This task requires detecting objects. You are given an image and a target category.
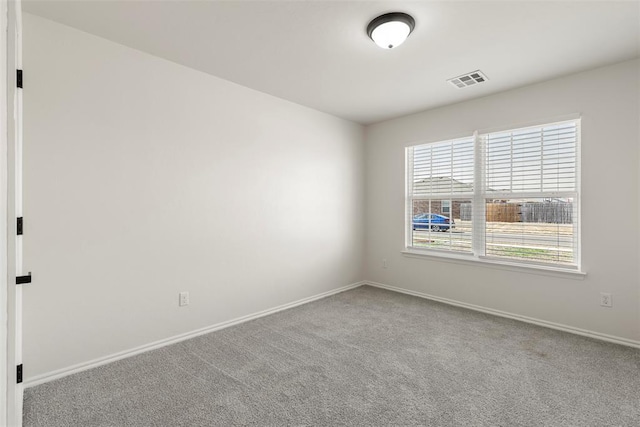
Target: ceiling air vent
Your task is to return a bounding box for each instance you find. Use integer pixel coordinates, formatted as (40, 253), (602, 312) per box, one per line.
(447, 70), (488, 89)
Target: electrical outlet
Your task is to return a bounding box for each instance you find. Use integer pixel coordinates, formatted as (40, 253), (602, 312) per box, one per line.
(600, 292), (612, 308)
(179, 291), (189, 307)
(382, 258), (387, 268)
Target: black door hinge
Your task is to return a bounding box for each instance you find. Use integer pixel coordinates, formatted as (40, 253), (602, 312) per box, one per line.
(17, 70), (22, 88)
(17, 364), (22, 384)
(17, 217), (23, 235)
(16, 274), (31, 285)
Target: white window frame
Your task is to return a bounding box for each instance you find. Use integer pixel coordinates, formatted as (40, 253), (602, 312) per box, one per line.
(404, 119), (583, 277)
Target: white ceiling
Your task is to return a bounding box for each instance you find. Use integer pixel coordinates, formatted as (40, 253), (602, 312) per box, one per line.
(23, 0), (640, 124)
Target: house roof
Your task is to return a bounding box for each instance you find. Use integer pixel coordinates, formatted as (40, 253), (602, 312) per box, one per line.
(413, 176), (473, 196)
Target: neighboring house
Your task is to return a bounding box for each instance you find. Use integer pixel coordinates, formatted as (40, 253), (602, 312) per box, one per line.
(412, 176), (472, 218)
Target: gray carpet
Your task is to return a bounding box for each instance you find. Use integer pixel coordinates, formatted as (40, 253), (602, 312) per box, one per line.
(24, 286), (640, 426)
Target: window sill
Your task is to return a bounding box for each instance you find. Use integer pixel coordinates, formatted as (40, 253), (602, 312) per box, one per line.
(401, 249), (586, 280)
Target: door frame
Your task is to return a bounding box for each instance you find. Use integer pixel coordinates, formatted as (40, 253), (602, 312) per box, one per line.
(3, 0), (23, 425)
(1, 0), (8, 422)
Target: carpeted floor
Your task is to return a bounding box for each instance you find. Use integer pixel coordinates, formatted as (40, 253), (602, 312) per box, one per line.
(24, 285), (640, 426)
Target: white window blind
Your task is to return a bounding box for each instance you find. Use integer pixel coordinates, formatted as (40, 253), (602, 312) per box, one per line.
(484, 122), (577, 195)
(406, 119), (580, 270)
(411, 137), (475, 197)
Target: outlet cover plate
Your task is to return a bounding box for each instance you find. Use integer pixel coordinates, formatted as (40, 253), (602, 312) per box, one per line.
(179, 291), (189, 307)
(600, 292), (612, 307)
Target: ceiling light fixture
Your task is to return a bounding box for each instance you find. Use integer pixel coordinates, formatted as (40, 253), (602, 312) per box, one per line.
(367, 12), (415, 49)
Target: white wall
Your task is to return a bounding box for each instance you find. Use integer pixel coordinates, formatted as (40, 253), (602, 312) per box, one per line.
(365, 59), (640, 342)
(22, 14), (364, 379)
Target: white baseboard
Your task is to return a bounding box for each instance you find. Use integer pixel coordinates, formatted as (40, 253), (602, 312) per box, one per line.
(25, 281), (365, 388)
(364, 280), (640, 349)
(26, 279), (639, 388)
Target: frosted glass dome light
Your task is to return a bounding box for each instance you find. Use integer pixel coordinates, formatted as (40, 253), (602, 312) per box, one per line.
(367, 12), (415, 49)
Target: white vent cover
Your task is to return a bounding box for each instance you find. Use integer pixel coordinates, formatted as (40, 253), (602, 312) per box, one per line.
(447, 70), (488, 89)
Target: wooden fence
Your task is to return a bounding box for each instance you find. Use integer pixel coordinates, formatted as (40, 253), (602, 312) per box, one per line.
(459, 202), (573, 224)
(487, 204), (520, 222)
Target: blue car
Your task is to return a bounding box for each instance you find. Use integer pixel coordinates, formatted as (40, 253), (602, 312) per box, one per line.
(412, 213), (454, 232)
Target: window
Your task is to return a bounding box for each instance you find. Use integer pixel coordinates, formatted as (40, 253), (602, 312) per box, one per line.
(441, 200), (451, 215)
(406, 119), (580, 270)
(407, 136), (474, 253)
